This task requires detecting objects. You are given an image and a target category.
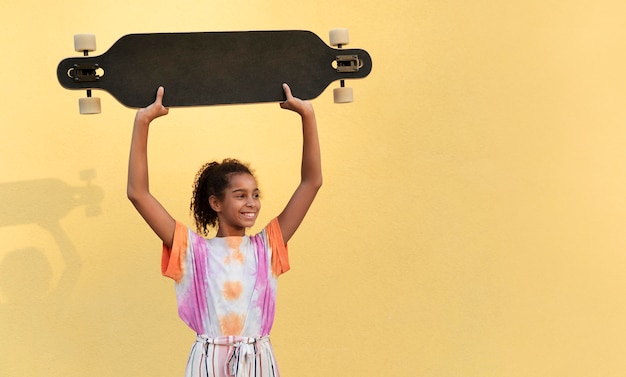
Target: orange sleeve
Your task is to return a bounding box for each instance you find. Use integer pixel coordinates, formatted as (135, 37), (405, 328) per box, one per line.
(161, 221), (188, 283)
(267, 218), (290, 276)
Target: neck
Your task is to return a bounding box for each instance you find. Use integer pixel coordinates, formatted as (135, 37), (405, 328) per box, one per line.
(216, 226), (246, 237)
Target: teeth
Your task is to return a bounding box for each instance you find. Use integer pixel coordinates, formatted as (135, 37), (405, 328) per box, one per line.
(242, 213), (255, 218)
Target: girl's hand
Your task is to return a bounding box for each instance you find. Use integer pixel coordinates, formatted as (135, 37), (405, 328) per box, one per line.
(136, 86), (169, 123)
(279, 83), (314, 116)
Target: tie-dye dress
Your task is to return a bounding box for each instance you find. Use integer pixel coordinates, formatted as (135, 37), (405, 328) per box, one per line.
(161, 218), (289, 377)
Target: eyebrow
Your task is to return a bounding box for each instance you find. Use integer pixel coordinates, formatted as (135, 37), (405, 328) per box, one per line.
(231, 188), (259, 193)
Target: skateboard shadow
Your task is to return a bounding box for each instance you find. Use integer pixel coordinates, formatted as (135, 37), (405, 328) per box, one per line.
(0, 170), (104, 376)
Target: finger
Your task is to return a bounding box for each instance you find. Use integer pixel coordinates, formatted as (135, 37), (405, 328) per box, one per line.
(282, 83), (293, 99)
(155, 86), (165, 104)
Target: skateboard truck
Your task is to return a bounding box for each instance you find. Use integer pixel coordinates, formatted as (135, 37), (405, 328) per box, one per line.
(329, 29), (356, 103)
(72, 34), (102, 114)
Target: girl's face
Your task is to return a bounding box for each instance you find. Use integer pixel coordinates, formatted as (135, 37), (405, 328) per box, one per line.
(212, 173), (261, 237)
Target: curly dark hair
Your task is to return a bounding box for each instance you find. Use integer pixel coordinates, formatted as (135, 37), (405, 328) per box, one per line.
(190, 158), (254, 236)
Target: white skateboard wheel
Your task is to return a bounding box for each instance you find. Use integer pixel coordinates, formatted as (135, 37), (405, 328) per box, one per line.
(329, 28), (349, 46)
(74, 34), (96, 52)
(79, 97), (101, 114)
(333, 87), (353, 103)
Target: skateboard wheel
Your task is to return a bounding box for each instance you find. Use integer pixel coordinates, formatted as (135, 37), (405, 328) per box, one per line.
(79, 97), (101, 114)
(333, 87), (353, 103)
(329, 28), (349, 46)
(74, 34), (96, 52)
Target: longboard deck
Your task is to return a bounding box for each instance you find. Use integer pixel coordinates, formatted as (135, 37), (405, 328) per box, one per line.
(57, 30), (372, 108)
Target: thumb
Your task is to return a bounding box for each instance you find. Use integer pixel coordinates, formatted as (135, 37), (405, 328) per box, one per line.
(155, 86), (165, 105)
(280, 83), (293, 109)
(282, 83), (293, 99)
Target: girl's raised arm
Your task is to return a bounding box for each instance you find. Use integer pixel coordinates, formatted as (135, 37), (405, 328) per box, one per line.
(127, 86), (176, 248)
(277, 83), (323, 244)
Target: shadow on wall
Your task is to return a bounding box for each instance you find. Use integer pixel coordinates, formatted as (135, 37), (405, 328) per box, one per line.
(0, 170), (103, 376)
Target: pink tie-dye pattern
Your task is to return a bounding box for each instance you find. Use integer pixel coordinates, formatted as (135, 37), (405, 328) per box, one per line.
(176, 231), (211, 334)
(251, 233), (274, 335)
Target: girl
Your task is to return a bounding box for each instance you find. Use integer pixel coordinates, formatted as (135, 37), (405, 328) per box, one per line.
(127, 84), (322, 377)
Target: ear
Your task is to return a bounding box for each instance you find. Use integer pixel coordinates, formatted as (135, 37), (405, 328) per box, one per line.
(209, 195), (222, 213)
(209, 195), (221, 212)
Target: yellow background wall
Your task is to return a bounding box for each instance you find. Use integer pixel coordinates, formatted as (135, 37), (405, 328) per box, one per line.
(2, 1), (626, 376)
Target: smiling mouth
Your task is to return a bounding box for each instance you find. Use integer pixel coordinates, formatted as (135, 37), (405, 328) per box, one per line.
(242, 212), (256, 219)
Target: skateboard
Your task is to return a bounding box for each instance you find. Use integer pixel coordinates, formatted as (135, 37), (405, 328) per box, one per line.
(56, 29), (373, 113)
